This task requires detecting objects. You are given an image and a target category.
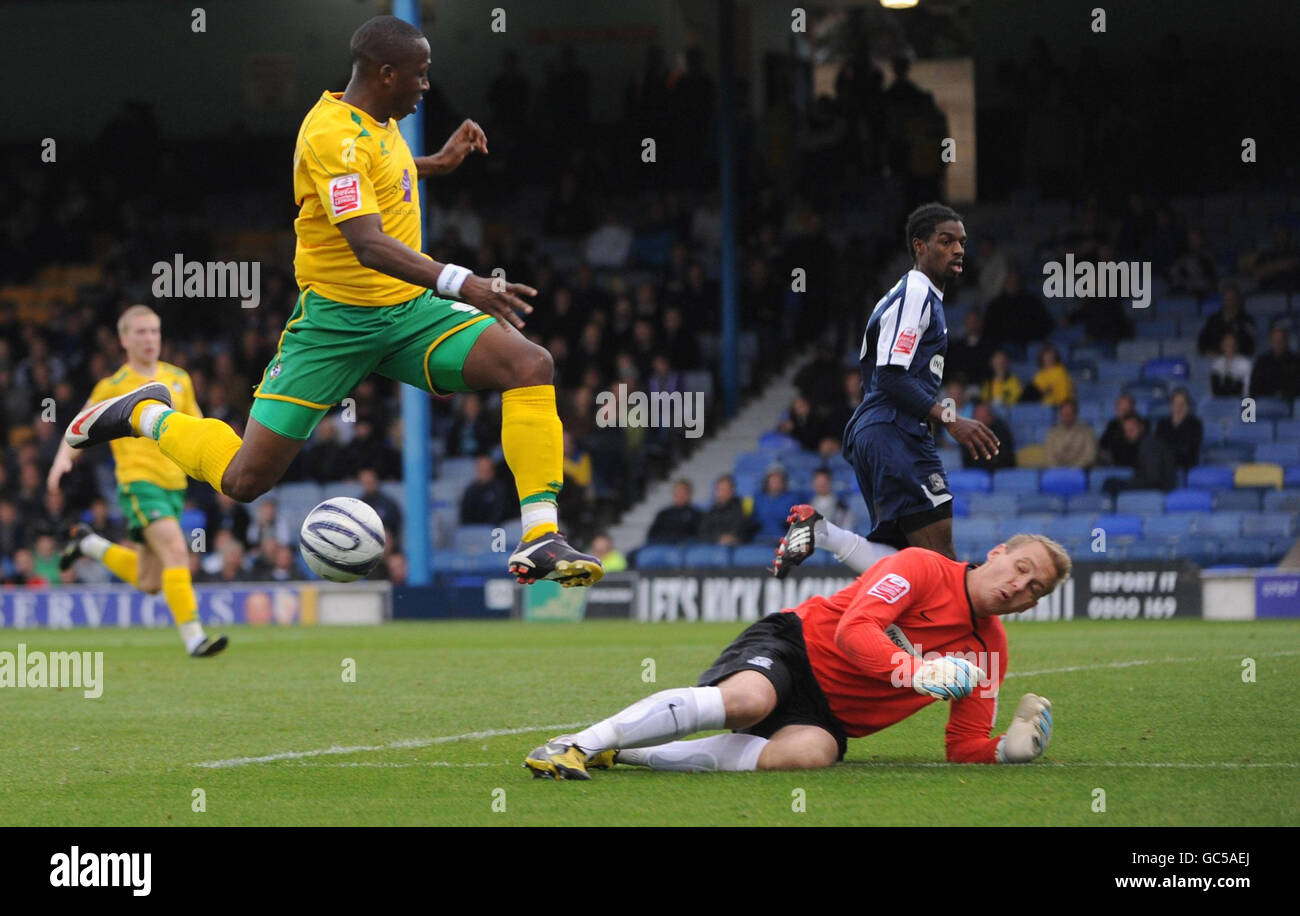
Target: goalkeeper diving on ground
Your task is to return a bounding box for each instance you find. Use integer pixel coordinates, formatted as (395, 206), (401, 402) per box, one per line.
(524, 511), (1066, 778)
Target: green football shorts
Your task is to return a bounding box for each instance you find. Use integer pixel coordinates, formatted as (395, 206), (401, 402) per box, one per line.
(118, 480), (185, 542)
(250, 288), (495, 440)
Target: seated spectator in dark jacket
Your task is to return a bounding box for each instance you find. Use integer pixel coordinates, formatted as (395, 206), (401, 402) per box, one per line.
(445, 392), (500, 458)
(1249, 323), (1300, 401)
(750, 468), (799, 542)
(460, 455), (516, 526)
(777, 394), (825, 452)
(946, 310), (996, 387)
(1209, 332), (1253, 397)
(646, 479), (701, 544)
(1197, 284), (1256, 356)
(1252, 225), (1300, 292)
(359, 467), (404, 545)
(983, 270), (1055, 348)
(697, 474), (750, 545)
(1104, 416), (1178, 495)
(1154, 388), (1204, 472)
(1167, 227), (1218, 297)
(1099, 393), (1141, 467)
(961, 401), (1016, 470)
(205, 492), (251, 546)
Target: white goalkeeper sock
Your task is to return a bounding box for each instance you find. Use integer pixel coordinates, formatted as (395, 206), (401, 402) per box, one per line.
(616, 733), (768, 772)
(816, 518), (897, 574)
(569, 686), (726, 754)
(79, 532), (111, 561)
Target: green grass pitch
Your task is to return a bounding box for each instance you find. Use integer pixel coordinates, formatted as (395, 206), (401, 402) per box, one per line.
(2, 619), (1296, 826)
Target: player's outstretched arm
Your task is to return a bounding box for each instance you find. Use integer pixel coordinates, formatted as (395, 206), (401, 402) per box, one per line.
(416, 119), (488, 177)
(995, 693), (1054, 763)
(337, 214), (534, 328)
(47, 399), (95, 493)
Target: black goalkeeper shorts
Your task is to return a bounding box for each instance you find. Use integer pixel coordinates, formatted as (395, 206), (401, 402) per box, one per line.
(697, 611), (849, 760)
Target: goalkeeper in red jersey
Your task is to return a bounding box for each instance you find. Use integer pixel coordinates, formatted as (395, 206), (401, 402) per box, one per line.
(525, 531), (1068, 778)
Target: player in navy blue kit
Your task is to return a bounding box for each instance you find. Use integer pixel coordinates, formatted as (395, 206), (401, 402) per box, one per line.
(776, 203), (1000, 571)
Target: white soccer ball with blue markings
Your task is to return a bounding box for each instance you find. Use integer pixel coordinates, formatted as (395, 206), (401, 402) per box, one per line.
(299, 497), (386, 582)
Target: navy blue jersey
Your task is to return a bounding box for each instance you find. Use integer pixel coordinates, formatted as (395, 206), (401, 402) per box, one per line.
(849, 269), (948, 432)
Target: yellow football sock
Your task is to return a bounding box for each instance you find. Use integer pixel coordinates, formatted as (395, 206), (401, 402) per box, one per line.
(147, 410), (243, 496)
(501, 384), (563, 540)
(102, 544), (139, 586)
(161, 566), (198, 627)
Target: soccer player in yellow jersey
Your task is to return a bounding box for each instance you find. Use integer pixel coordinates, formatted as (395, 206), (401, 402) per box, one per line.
(49, 305), (228, 657)
(65, 16), (602, 587)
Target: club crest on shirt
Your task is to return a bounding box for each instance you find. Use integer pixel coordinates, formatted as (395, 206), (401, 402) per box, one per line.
(868, 573), (911, 603)
(269, 361), (282, 379)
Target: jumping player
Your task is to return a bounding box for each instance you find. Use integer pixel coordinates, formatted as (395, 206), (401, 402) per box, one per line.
(524, 531), (1067, 778)
(63, 16), (602, 587)
(48, 305), (228, 657)
(778, 203), (1000, 572)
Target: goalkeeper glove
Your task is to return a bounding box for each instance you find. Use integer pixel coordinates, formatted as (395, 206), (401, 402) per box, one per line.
(996, 693), (1054, 763)
(911, 656), (985, 701)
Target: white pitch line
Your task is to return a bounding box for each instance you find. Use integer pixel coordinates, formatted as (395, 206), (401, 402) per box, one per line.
(193, 722), (585, 769)
(192, 650), (1300, 770)
(288, 761), (495, 769)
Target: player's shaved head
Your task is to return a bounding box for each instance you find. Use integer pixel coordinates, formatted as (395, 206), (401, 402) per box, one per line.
(349, 15), (426, 72)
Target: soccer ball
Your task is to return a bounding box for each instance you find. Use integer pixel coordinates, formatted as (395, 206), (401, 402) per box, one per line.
(299, 497), (386, 582)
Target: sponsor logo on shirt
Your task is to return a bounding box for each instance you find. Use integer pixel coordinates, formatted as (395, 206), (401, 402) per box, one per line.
(746, 655), (774, 670)
(868, 572), (911, 603)
(930, 353), (944, 379)
(929, 473), (946, 493)
(401, 168), (412, 202)
(329, 174), (362, 217)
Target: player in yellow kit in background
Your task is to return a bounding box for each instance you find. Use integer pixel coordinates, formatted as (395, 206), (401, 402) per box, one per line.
(64, 15), (603, 587)
(49, 305), (228, 657)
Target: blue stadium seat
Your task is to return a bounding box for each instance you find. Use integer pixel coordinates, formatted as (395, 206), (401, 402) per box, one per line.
(1116, 489), (1165, 515)
(735, 452), (776, 475)
(1287, 465), (1300, 487)
(959, 518), (999, 543)
(1117, 340), (1162, 363)
(993, 468), (1041, 494)
(1018, 493), (1066, 514)
(969, 493), (1019, 516)
(1275, 419), (1300, 442)
(180, 507), (206, 534)
(1165, 488), (1214, 513)
(1254, 398), (1292, 420)
(1218, 537), (1277, 567)
(683, 545), (732, 567)
(1124, 541), (1172, 561)
(1145, 514), (1196, 540)
(1161, 339), (1197, 359)
(1199, 398), (1243, 423)
(1008, 404), (1056, 429)
(1174, 536), (1220, 565)
(950, 494), (970, 518)
(1123, 379), (1169, 402)
(1263, 489), (1300, 512)
(953, 540), (988, 564)
(1192, 512), (1242, 538)
(1204, 443), (1256, 464)
(1233, 421), (1277, 444)
(947, 469), (992, 495)
(1141, 357), (1189, 381)
(1095, 513), (1144, 540)
(1215, 489), (1262, 511)
(1247, 291), (1289, 318)
(1071, 343), (1114, 363)
(438, 457), (477, 481)
(1041, 467), (1087, 498)
(1089, 467), (1133, 492)
(1256, 443), (1300, 465)
(1001, 514), (1055, 540)
(733, 471), (762, 498)
(781, 452), (825, 477)
(1067, 359), (1098, 381)
(1067, 492), (1112, 514)
(1242, 513), (1296, 538)
(1045, 514), (1095, 542)
(731, 544), (777, 568)
(1187, 465), (1236, 490)
(1161, 295), (1201, 317)
(636, 546), (685, 569)
(757, 432), (800, 452)
(1135, 319), (1179, 341)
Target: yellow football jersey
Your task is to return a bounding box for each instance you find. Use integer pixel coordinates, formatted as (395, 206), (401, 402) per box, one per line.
(292, 90), (428, 306)
(88, 362), (201, 490)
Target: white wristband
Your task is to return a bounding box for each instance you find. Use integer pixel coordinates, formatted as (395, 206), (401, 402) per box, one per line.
(436, 263), (472, 299)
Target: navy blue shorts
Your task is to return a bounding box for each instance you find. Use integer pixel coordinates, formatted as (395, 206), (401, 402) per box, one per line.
(843, 414), (953, 548)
